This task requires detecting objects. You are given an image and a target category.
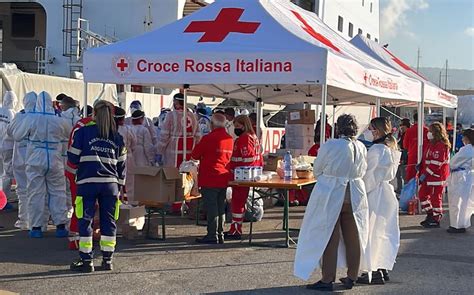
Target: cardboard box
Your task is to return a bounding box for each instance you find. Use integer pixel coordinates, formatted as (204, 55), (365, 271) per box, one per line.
(285, 124), (315, 137)
(287, 109), (316, 125)
(286, 136), (314, 150)
(117, 205), (146, 228)
(132, 166), (182, 203)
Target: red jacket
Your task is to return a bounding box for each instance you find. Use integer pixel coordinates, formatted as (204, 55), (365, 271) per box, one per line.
(66, 117), (94, 175)
(403, 123), (429, 165)
(229, 132), (263, 170)
(308, 143), (320, 157)
(421, 141), (450, 186)
(191, 127), (233, 188)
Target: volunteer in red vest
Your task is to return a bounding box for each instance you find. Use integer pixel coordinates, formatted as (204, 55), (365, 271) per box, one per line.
(191, 113), (233, 244)
(419, 122), (450, 228)
(65, 104), (94, 250)
(403, 113), (429, 182)
(156, 93), (200, 168)
(226, 115), (262, 239)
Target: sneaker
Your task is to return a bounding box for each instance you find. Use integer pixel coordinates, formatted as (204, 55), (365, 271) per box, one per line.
(306, 280), (333, 291)
(101, 259), (113, 271)
(380, 269), (390, 282)
(357, 271), (385, 285)
(56, 225), (69, 238)
(422, 221), (440, 228)
(447, 226), (466, 234)
(195, 236), (218, 244)
(339, 277), (356, 289)
(14, 220), (28, 230)
(70, 259), (94, 273)
(223, 231), (242, 240)
(29, 228), (43, 238)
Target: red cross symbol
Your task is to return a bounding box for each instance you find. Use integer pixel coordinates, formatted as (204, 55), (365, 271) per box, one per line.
(184, 8), (260, 42)
(382, 48), (426, 80)
(291, 10), (341, 53)
(116, 58), (129, 72)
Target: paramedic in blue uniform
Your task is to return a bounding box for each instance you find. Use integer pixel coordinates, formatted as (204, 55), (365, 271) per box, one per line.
(68, 100), (126, 273)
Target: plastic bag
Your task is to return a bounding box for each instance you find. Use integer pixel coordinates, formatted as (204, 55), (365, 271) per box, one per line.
(399, 178), (417, 211)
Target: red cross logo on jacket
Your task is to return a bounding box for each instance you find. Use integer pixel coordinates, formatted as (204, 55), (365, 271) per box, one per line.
(184, 8), (261, 42)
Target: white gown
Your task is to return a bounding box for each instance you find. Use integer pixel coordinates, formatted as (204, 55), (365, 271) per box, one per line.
(294, 138), (369, 281)
(448, 144), (474, 229)
(361, 144), (401, 272)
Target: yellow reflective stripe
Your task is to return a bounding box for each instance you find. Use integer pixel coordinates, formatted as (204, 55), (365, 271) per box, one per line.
(114, 199), (122, 220)
(100, 238), (116, 252)
(75, 196), (83, 219)
(79, 237), (93, 252)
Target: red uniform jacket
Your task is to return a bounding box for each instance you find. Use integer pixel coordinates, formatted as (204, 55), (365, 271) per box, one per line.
(308, 143), (320, 157)
(421, 141), (450, 186)
(191, 128), (233, 188)
(229, 132), (263, 171)
(403, 123), (429, 166)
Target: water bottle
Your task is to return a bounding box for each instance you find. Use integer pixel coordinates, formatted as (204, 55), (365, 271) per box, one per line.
(284, 151), (293, 181)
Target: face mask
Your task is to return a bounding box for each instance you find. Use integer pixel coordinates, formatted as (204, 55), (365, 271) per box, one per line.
(427, 132), (434, 140)
(363, 129), (374, 142)
(234, 128), (244, 137)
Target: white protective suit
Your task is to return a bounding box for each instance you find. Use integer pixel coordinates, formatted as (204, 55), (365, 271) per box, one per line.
(361, 144), (401, 272)
(13, 91), (70, 229)
(294, 138), (369, 281)
(7, 92), (37, 228)
(156, 109), (200, 168)
(0, 91), (18, 200)
(448, 144), (474, 229)
(126, 124), (154, 202)
(59, 106), (80, 216)
(125, 116), (158, 145)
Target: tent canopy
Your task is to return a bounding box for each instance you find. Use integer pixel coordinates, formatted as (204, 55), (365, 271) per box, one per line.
(350, 35), (457, 108)
(84, 0), (422, 106)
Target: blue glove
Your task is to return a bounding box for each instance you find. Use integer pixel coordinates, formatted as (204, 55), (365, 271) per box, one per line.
(419, 174), (426, 183)
(155, 154), (163, 165)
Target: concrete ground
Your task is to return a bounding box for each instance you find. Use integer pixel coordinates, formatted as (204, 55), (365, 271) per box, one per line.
(0, 201), (473, 294)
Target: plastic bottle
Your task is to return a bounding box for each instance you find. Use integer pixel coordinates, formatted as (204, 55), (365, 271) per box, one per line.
(284, 151), (293, 181)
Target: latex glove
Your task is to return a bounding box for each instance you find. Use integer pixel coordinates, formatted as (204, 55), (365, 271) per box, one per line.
(419, 174), (426, 183)
(155, 154), (163, 165)
(415, 164), (421, 172)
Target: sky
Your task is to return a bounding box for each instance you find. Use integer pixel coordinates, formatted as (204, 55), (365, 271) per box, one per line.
(379, 0), (474, 70)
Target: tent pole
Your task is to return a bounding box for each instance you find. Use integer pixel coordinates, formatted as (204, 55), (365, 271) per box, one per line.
(331, 105), (336, 139)
(376, 98), (381, 117)
(320, 84), (328, 144)
(442, 107), (447, 127)
(417, 83), (425, 213)
(83, 82), (88, 118)
(452, 108), (458, 153)
(256, 89), (262, 140)
(183, 85), (188, 165)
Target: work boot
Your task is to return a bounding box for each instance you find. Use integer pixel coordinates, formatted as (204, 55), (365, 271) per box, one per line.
(70, 259), (94, 273)
(340, 277), (356, 289)
(29, 227), (43, 238)
(306, 280), (333, 291)
(195, 236), (218, 244)
(101, 259), (113, 271)
(447, 226), (466, 234)
(56, 224), (69, 238)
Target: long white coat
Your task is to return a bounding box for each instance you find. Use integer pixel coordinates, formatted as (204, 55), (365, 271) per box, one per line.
(361, 144), (401, 272)
(294, 138), (369, 281)
(448, 144), (474, 229)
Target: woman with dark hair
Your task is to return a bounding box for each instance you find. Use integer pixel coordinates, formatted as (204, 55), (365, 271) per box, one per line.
(358, 117), (401, 284)
(419, 122), (451, 228)
(294, 114), (369, 291)
(447, 129), (474, 233)
(68, 100), (127, 272)
(225, 115), (262, 239)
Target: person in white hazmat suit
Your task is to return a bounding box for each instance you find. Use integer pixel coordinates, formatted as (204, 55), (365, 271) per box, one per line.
(294, 114), (369, 292)
(7, 92), (37, 230)
(0, 91), (18, 202)
(447, 129), (474, 234)
(125, 100), (158, 145)
(357, 117), (401, 285)
(58, 95), (80, 217)
(13, 91), (71, 238)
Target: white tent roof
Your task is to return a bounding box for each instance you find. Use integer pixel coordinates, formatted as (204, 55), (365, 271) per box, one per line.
(350, 34), (458, 108)
(84, 0), (422, 106)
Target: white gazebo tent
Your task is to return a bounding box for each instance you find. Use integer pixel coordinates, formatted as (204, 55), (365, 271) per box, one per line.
(84, 0), (424, 150)
(350, 34), (459, 158)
